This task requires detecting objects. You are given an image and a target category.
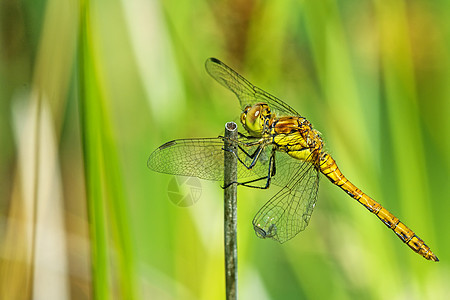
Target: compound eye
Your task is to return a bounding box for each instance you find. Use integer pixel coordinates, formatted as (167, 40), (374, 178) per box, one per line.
(247, 105), (262, 123)
(240, 106), (251, 123)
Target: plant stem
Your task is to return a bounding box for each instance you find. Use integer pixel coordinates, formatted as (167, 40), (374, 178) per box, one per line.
(223, 121), (238, 300)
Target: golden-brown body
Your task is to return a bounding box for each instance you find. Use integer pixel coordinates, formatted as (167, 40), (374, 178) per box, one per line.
(205, 57), (438, 261)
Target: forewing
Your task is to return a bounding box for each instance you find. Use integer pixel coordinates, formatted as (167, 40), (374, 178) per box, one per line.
(148, 138), (225, 180)
(252, 151), (320, 243)
(148, 137), (275, 183)
(205, 57), (300, 117)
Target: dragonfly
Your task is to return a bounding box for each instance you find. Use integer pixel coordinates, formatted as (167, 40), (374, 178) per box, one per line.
(148, 57), (439, 262)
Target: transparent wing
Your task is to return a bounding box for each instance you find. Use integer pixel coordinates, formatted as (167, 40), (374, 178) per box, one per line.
(148, 138), (225, 180)
(148, 137), (290, 186)
(205, 57), (301, 117)
(252, 151), (320, 243)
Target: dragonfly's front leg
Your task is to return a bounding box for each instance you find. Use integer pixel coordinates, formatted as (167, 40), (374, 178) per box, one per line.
(219, 136), (266, 170)
(237, 132), (259, 140)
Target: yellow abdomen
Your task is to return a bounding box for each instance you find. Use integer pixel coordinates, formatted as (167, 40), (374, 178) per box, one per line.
(319, 152), (438, 261)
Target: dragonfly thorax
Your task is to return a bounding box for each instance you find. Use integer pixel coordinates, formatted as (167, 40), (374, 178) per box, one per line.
(240, 103), (274, 137)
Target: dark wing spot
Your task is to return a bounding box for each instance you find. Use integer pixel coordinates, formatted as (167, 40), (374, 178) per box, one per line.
(159, 140), (177, 150)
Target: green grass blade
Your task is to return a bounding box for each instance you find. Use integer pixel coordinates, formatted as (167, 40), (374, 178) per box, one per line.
(78, 1), (110, 298)
(78, 0), (136, 298)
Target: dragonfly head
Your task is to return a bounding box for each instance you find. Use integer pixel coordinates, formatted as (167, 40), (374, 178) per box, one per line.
(240, 103), (273, 137)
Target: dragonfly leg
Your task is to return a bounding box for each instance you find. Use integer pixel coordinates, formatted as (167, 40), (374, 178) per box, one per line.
(219, 135), (264, 147)
(233, 176), (270, 189)
(237, 132), (257, 139)
(222, 150), (276, 189)
(222, 143), (266, 170)
(236, 144), (261, 159)
(219, 135), (268, 168)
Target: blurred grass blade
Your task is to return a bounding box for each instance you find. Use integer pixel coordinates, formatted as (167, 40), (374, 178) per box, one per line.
(78, 0), (136, 298)
(78, 1), (109, 297)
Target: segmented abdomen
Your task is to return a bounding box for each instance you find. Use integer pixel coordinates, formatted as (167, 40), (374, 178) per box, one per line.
(319, 152), (438, 262)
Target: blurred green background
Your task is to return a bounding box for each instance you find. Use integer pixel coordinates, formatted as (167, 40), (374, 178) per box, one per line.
(1, 0), (449, 299)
